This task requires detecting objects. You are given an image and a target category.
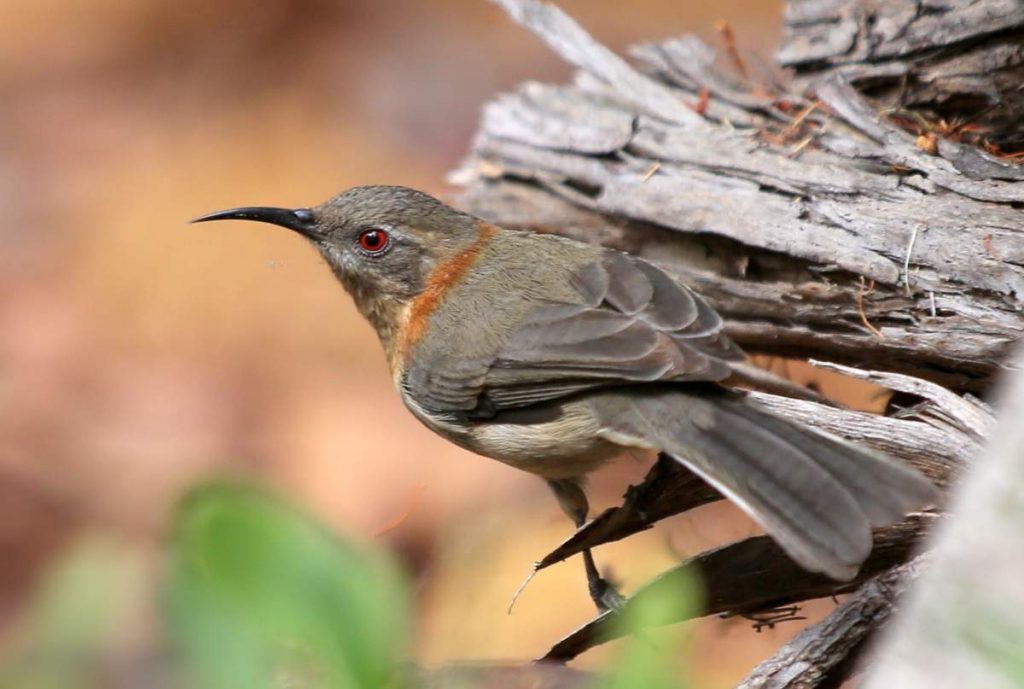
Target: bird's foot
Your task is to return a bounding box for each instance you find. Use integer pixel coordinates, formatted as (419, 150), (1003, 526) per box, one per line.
(582, 548), (625, 613)
(589, 573), (627, 613)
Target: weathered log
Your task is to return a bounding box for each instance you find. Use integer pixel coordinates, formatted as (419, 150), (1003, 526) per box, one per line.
(452, 0), (1024, 684)
(778, 0), (1024, 157)
(455, 0), (1024, 394)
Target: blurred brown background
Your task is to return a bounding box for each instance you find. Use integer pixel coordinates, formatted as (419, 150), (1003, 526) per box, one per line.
(0, 0), (879, 685)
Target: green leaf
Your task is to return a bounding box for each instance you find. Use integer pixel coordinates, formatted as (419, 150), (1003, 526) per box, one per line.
(164, 482), (409, 689)
(598, 565), (702, 689)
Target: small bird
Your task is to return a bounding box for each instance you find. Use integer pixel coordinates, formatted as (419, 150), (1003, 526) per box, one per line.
(194, 186), (937, 610)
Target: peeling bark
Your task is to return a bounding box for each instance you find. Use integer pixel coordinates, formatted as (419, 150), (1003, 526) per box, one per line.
(453, 0), (1024, 684)
(456, 0), (1024, 394)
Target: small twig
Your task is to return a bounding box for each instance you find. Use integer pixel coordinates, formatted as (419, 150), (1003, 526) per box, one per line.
(902, 224), (921, 296)
(372, 484), (426, 537)
(856, 277), (884, 339)
(714, 20), (749, 80)
(507, 565), (539, 614)
(690, 86), (710, 115)
(789, 135), (814, 157)
(880, 107), (934, 135)
(641, 161), (661, 182)
(982, 233), (1001, 259)
(784, 100), (820, 134)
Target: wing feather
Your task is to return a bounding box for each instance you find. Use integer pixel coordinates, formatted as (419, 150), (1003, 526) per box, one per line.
(405, 249), (744, 414)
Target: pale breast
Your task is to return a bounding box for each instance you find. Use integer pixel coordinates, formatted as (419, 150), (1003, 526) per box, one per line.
(401, 391), (623, 480)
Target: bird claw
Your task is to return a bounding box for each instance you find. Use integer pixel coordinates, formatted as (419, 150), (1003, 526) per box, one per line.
(589, 574), (627, 613)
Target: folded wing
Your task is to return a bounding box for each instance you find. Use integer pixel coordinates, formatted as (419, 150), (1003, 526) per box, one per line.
(404, 249), (744, 415)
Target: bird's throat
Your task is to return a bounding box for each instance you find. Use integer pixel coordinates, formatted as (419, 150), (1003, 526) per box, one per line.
(335, 271), (409, 361)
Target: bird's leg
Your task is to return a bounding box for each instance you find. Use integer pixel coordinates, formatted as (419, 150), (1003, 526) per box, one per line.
(546, 478), (626, 613)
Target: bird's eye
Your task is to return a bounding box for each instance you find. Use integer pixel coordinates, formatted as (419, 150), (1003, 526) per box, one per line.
(356, 228), (391, 255)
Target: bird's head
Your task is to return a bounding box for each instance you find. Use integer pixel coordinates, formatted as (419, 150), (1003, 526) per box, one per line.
(192, 185), (485, 344)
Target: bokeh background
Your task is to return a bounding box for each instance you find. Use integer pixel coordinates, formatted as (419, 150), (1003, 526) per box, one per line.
(1, 1), (884, 685)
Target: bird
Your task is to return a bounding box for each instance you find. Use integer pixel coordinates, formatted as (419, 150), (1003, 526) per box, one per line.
(193, 185), (938, 611)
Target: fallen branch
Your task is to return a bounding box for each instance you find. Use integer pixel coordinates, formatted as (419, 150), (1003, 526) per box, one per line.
(454, 0), (1023, 683)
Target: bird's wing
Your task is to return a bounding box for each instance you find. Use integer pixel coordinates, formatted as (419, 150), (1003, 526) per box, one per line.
(404, 249), (745, 415)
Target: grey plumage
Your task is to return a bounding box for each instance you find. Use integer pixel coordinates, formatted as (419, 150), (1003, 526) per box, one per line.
(404, 239), (743, 414)
(399, 228), (937, 581)
(587, 386), (935, 579)
(195, 185), (939, 591)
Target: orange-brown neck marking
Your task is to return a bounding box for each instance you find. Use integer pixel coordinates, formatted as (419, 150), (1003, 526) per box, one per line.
(394, 222), (496, 365)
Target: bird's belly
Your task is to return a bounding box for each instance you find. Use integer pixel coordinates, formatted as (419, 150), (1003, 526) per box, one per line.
(465, 415), (622, 479)
(403, 394), (622, 480)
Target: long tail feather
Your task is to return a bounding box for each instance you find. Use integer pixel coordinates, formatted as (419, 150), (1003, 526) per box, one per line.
(590, 387), (939, 580)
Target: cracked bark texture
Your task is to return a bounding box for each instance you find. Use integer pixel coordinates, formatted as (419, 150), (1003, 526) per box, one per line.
(452, 0), (1023, 686)
(456, 0), (1024, 395)
(737, 557), (927, 689)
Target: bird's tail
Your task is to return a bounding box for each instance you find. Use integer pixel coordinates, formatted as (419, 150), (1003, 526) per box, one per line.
(589, 386), (939, 580)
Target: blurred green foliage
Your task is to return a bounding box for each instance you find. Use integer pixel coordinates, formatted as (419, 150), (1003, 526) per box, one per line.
(956, 602), (1024, 686)
(0, 481), (699, 689)
(601, 566), (700, 689)
(165, 483), (410, 689)
(0, 539), (139, 689)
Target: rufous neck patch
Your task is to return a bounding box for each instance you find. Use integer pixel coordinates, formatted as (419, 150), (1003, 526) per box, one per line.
(394, 222), (496, 365)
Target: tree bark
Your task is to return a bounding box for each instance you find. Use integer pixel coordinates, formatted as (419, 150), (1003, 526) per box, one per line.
(456, 0), (1024, 394)
(737, 557), (927, 689)
(454, 0), (1024, 685)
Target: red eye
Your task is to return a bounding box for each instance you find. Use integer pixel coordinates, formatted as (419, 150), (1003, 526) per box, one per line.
(357, 228), (390, 255)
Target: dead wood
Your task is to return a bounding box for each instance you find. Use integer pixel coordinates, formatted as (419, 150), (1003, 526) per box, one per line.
(452, 0), (1024, 684)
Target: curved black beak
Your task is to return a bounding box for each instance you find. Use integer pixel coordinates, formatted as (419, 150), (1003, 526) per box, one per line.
(190, 206), (318, 238)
